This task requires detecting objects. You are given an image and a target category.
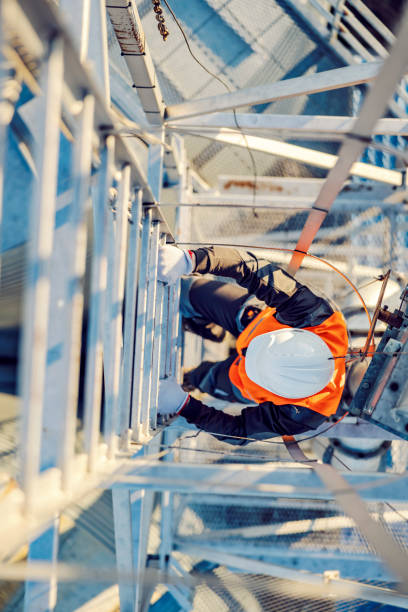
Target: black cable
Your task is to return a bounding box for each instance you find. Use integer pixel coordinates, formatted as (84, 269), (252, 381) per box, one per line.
(161, 0), (258, 207)
(171, 418), (349, 446)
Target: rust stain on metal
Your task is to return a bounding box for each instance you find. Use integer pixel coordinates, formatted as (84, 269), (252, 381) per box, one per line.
(223, 179), (283, 192)
(108, 14), (145, 54)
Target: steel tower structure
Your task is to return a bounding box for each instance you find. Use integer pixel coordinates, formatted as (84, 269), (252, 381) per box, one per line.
(1, 1), (408, 610)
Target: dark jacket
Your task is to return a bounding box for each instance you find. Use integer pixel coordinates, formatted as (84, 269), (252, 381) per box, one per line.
(180, 246), (343, 445)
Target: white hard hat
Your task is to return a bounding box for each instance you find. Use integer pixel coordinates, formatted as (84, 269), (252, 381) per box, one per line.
(244, 329), (335, 399)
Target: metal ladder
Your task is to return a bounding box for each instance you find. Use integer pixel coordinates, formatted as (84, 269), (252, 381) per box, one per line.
(0, 0), (185, 609)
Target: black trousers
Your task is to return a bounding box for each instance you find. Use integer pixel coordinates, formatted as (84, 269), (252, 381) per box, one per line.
(183, 277), (263, 403)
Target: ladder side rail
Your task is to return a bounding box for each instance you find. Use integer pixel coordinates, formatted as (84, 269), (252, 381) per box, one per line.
(117, 188), (143, 447)
(112, 489), (137, 611)
(131, 208), (152, 439)
(161, 284), (171, 379)
(60, 0), (110, 102)
(140, 219), (160, 438)
(103, 163), (131, 457)
(83, 136), (115, 471)
(20, 33), (64, 612)
(59, 93), (95, 490)
(150, 274), (165, 431)
(19, 34), (64, 507)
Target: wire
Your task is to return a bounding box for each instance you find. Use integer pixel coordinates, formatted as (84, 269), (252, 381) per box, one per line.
(179, 241), (373, 330)
(166, 410), (349, 447)
(161, 0), (258, 206)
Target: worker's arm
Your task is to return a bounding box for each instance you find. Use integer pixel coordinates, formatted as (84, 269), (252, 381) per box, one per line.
(179, 395), (326, 446)
(191, 246), (333, 327)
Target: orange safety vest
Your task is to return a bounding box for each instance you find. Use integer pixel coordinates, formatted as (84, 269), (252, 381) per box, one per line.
(229, 307), (348, 416)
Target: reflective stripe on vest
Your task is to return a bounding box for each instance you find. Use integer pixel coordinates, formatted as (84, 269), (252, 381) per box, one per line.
(229, 308), (348, 416)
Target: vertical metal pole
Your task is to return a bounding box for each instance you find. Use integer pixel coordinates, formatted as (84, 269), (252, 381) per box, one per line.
(131, 208), (151, 440)
(117, 188), (143, 447)
(60, 93), (95, 490)
(19, 35), (64, 507)
(161, 284), (171, 379)
(389, 209), (397, 273)
(24, 516), (60, 612)
(0, 16), (21, 272)
(146, 139), (164, 431)
(112, 490), (136, 612)
(159, 429), (178, 571)
(172, 140), (190, 381)
(103, 164), (131, 457)
(60, 0), (109, 102)
(112, 436), (161, 612)
(169, 282), (182, 379)
(147, 140), (164, 203)
(140, 220), (160, 438)
(134, 436), (161, 611)
(83, 136), (115, 471)
(59, 0), (91, 62)
(164, 285), (174, 378)
(150, 266), (165, 431)
(20, 36), (64, 612)
(88, 0), (111, 104)
(0, 8), (4, 270)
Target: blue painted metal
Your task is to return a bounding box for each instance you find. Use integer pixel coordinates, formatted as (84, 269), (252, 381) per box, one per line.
(169, 0), (253, 68)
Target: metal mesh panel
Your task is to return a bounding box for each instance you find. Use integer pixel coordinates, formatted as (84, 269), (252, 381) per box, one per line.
(159, 494), (408, 610)
(187, 570), (389, 612)
(184, 204), (408, 282)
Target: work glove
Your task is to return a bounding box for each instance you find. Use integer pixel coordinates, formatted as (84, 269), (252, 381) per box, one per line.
(157, 245), (193, 285)
(158, 377), (190, 416)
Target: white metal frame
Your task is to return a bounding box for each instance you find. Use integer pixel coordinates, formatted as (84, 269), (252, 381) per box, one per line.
(1, 0), (408, 610)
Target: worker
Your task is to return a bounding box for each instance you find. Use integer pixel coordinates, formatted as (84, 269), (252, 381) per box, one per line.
(157, 245), (349, 445)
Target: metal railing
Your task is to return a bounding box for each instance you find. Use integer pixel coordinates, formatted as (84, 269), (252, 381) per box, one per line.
(1, 1), (408, 611)
(0, 1), (183, 609)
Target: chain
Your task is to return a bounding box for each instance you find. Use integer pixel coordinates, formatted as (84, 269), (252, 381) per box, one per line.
(152, 0), (169, 41)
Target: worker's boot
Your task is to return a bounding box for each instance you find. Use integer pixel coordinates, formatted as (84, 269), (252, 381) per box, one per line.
(182, 317), (226, 343)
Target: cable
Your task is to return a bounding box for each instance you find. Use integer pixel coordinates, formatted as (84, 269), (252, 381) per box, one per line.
(178, 241), (373, 330)
(165, 411), (349, 447)
(161, 0), (258, 206)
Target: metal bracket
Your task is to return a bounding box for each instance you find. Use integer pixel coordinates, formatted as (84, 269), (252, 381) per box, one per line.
(348, 284), (408, 439)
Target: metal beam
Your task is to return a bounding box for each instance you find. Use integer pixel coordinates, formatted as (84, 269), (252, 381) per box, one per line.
(165, 62), (383, 121)
(117, 189), (142, 446)
(103, 164), (131, 456)
(180, 129), (402, 186)
(287, 4), (408, 273)
(83, 138), (114, 470)
(167, 113), (408, 137)
(176, 504), (408, 540)
(106, 0), (165, 125)
(24, 517), (60, 612)
(19, 35), (64, 508)
(174, 546), (408, 609)
(110, 461), (408, 503)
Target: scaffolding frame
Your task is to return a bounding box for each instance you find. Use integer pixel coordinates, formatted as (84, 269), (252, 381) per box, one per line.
(1, 0), (408, 610)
